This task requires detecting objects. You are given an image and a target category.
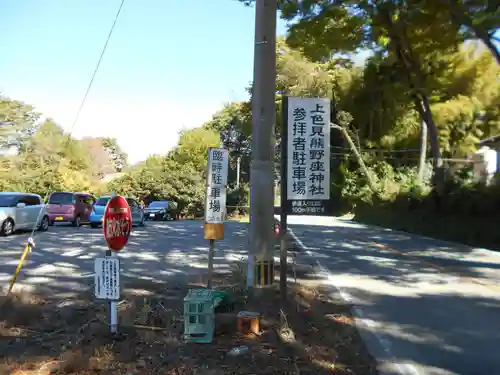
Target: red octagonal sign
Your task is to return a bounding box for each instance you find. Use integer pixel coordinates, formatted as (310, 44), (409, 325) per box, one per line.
(103, 195), (132, 251)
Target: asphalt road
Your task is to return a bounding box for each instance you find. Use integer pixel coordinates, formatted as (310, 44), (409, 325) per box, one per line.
(287, 216), (500, 375)
(0, 220), (250, 296)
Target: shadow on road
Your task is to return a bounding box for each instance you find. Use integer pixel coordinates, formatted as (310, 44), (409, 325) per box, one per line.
(292, 220), (500, 285)
(289, 218), (500, 375)
(0, 221), (249, 296)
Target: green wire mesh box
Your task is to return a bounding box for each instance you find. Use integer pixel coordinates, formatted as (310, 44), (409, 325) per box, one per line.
(183, 289), (215, 343)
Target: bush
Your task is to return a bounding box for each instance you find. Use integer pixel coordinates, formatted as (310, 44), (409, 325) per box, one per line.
(338, 161), (422, 211)
(226, 184), (250, 217)
(351, 163), (500, 249)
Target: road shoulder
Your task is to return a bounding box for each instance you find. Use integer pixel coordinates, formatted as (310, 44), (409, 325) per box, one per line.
(286, 226), (421, 375)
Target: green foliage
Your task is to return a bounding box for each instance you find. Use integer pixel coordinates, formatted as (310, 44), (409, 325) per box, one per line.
(354, 181), (500, 250)
(169, 127), (221, 172)
(0, 96), (40, 149)
(227, 184), (250, 216)
(0, 99), (127, 197)
(106, 127), (241, 217)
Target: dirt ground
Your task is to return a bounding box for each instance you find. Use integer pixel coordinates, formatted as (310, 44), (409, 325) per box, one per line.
(0, 263), (378, 375)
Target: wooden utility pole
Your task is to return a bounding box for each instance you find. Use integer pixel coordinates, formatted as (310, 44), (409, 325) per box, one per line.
(247, 0), (277, 288)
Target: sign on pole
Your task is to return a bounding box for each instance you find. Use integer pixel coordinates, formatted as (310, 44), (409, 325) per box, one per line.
(103, 195), (132, 251)
(204, 148), (229, 288)
(94, 257), (120, 300)
(282, 97), (332, 215)
(204, 148), (229, 225)
(96, 194), (131, 335)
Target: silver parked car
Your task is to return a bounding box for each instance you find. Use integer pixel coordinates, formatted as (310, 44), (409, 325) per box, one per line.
(0, 192), (50, 236)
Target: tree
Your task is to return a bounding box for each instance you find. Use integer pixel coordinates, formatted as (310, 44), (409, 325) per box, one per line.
(0, 95), (128, 197)
(81, 137), (117, 179)
(169, 127), (221, 172)
(107, 127), (221, 217)
(204, 102), (252, 184)
(102, 137), (128, 172)
(0, 96), (40, 149)
(239, 0), (464, 184)
(20, 119), (91, 172)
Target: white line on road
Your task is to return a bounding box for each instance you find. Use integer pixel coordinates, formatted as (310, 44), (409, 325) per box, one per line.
(286, 225), (421, 375)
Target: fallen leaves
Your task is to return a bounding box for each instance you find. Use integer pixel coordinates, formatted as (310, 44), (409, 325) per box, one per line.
(0, 274), (377, 374)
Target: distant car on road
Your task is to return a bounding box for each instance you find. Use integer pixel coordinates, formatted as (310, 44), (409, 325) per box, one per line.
(0, 192), (49, 236)
(90, 195), (145, 228)
(47, 192), (95, 227)
(144, 201), (173, 221)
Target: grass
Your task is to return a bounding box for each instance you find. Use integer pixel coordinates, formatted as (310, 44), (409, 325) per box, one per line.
(0, 256), (377, 374)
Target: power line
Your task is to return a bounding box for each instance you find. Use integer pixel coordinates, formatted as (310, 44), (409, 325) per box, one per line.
(23, 0), (126, 247)
(331, 151), (478, 164)
(68, 0), (126, 134)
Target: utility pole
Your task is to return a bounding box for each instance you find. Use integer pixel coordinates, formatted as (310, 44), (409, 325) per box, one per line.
(247, 0), (277, 288)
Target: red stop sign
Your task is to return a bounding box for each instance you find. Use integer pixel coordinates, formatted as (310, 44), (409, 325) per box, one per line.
(103, 195), (132, 251)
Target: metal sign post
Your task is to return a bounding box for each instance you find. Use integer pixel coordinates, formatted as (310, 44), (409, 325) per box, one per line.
(95, 195), (132, 335)
(280, 97), (332, 299)
(203, 148), (229, 288)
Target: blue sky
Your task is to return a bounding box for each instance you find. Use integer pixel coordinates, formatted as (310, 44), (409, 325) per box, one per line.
(1, 0), (288, 163)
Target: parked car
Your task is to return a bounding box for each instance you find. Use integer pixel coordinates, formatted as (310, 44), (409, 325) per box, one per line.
(89, 196), (145, 228)
(47, 192), (95, 227)
(144, 201), (173, 221)
(0, 192), (50, 236)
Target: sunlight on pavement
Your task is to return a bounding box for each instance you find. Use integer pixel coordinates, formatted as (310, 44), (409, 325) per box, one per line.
(285, 215), (367, 228)
(120, 251), (160, 261)
(60, 248), (85, 257)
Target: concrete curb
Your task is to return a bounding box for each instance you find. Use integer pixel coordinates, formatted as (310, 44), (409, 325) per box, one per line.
(285, 225), (421, 375)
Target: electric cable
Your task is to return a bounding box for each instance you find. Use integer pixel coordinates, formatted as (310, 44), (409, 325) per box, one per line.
(6, 0), (126, 295)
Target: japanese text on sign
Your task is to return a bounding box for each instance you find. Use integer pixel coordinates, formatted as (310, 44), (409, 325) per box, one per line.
(105, 218), (130, 239)
(205, 148), (229, 223)
(207, 149), (229, 186)
(291, 200), (325, 214)
(94, 257), (120, 300)
(205, 186), (227, 223)
(287, 98), (330, 200)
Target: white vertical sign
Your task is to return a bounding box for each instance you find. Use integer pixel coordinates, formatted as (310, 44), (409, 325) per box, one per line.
(205, 148), (229, 223)
(94, 257), (120, 300)
(286, 97), (330, 201)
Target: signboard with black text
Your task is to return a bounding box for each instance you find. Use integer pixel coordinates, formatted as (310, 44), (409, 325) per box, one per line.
(281, 97), (333, 215)
(204, 148), (229, 223)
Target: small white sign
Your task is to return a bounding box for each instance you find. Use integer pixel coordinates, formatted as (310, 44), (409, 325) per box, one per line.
(286, 97), (331, 200)
(205, 186), (227, 223)
(94, 257), (120, 300)
(207, 148), (229, 187)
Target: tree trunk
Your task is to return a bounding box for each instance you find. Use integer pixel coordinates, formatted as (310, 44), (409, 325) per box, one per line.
(414, 96), (444, 183)
(331, 123), (379, 195)
(417, 120), (427, 185)
(378, 6), (444, 186)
